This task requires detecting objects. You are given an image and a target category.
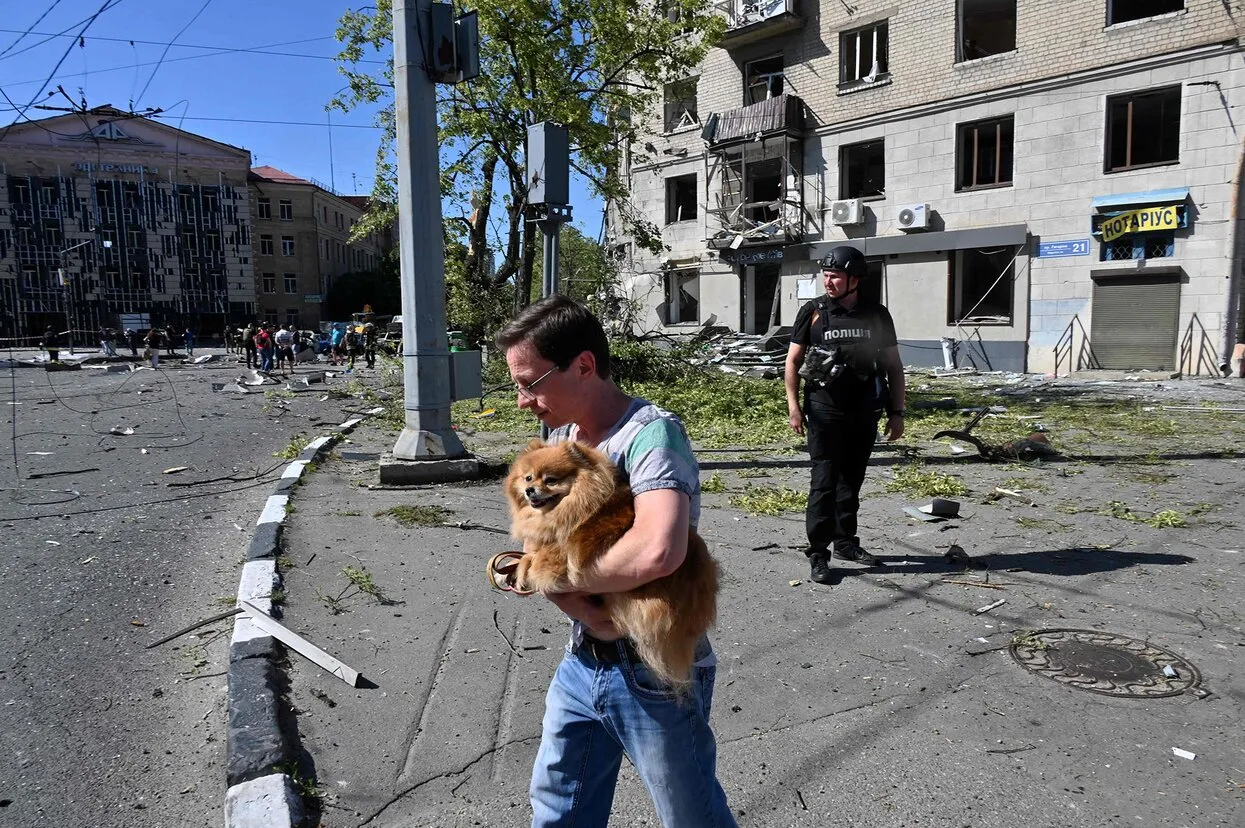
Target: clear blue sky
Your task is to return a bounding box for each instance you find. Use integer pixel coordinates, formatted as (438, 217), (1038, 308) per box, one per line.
(0, 0), (603, 239)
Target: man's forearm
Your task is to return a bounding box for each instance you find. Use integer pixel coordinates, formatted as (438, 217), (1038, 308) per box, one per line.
(577, 527), (687, 594)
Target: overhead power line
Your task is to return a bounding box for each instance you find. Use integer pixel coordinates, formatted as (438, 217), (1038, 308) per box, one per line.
(136, 0), (216, 107)
(152, 114), (382, 129)
(0, 0), (123, 142)
(0, 0), (65, 60)
(0, 36), (383, 89)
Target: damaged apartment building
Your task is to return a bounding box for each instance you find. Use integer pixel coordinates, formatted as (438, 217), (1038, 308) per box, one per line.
(0, 107), (255, 343)
(611, 0), (1245, 374)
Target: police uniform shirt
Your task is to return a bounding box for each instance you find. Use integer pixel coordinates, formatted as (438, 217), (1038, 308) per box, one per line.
(792, 295), (898, 413)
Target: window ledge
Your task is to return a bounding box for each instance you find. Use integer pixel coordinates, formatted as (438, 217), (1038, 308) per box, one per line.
(1104, 9), (1187, 32)
(833, 193), (886, 204)
(953, 50), (1017, 69)
(955, 182), (1014, 194)
(661, 124), (701, 137)
(1105, 159), (1180, 175)
(836, 75), (892, 96)
(952, 318), (1014, 327)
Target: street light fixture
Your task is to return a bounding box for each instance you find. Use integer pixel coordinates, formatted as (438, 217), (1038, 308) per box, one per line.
(58, 233), (112, 354)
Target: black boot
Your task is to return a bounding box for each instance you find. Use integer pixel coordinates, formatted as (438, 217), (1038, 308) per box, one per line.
(808, 550), (836, 585)
(833, 542), (880, 566)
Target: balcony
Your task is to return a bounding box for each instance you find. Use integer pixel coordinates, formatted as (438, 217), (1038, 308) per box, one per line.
(704, 96), (806, 251)
(715, 0), (803, 49)
(703, 93), (803, 148)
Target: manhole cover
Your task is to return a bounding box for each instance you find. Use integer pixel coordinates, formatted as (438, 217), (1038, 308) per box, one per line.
(1010, 629), (1203, 698)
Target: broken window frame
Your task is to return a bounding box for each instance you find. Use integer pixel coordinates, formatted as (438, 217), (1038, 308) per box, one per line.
(955, 115), (1014, 191)
(706, 131), (803, 248)
(663, 267), (700, 325)
(839, 21), (889, 86)
(262, 273), (276, 294)
(284, 273), (298, 294)
(949, 247), (1016, 325)
(743, 55), (784, 106)
(281, 235), (296, 256)
(956, 0), (1017, 63)
(840, 139), (886, 200)
(1107, 0), (1183, 26)
(1105, 86), (1181, 173)
(663, 77), (700, 133)
(666, 173), (699, 224)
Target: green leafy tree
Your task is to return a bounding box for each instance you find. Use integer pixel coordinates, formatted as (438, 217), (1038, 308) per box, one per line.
(332, 0), (722, 334)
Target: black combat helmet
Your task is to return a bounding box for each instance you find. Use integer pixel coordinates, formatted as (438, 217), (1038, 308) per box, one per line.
(818, 245), (867, 280)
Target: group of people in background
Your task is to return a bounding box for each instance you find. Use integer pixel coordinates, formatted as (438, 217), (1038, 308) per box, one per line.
(38, 321), (381, 374)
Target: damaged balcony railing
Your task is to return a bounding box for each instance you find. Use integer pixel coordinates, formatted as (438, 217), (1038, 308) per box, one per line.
(714, 0), (800, 33)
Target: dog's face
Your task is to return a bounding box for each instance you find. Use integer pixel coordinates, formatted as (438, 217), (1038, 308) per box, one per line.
(506, 441), (585, 514)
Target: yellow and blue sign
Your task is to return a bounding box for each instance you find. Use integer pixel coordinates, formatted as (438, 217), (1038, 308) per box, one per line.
(1099, 204), (1180, 242)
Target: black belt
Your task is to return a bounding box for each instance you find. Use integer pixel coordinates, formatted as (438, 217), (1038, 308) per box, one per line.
(579, 635), (638, 665)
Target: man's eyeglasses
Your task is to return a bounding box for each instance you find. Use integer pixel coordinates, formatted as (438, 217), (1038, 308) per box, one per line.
(515, 365), (562, 400)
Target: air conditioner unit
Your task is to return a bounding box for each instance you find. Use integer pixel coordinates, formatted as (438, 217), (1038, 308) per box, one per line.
(897, 203), (930, 231)
(829, 198), (864, 226)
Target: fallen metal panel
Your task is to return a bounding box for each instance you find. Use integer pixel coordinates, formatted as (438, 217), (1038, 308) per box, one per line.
(239, 600), (361, 687)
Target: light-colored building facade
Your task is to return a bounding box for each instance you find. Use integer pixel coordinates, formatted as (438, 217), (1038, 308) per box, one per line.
(248, 167), (388, 330)
(613, 0), (1244, 374)
(0, 107), (255, 343)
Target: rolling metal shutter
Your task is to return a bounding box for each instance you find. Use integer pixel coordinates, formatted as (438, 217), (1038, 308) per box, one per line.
(1090, 274), (1179, 370)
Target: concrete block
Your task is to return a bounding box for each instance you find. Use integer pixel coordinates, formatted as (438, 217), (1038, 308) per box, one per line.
(225, 773), (304, 828)
(378, 453), (484, 485)
(227, 658), (292, 786)
(231, 635), (279, 663)
(246, 521), (282, 561)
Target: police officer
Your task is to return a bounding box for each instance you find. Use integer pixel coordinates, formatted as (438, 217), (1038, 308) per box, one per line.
(784, 246), (906, 585)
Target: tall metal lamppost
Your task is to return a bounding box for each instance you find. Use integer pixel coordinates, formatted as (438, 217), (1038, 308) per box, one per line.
(58, 235), (112, 354)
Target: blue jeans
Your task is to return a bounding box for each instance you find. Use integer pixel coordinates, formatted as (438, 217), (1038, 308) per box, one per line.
(259, 347), (274, 372)
(530, 641), (736, 828)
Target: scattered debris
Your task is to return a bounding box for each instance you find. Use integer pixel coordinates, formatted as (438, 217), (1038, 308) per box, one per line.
(45, 540), (60, 546)
(239, 600), (361, 687)
(973, 598), (1007, 616)
(990, 487), (1036, 507)
(942, 579), (1005, 590)
(145, 607), (244, 649)
(751, 542), (780, 551)
(788, 579), (803, 587)
(1172, 747), (1196, 760)
(162, 467), (189, 475)
(80, 556), (96, 564)
(27, 468), (99, 479)
(920, 498), (960, 518)
(109, 426), (135, 436)
(1163, 664), (1178, 678)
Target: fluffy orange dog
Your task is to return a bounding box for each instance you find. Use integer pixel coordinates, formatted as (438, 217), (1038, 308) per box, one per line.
(505, 439), (719, 688)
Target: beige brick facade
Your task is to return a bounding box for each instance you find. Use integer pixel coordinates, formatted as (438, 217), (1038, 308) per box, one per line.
(249, 167), (387, 330)
(614, 1), (1245, 374)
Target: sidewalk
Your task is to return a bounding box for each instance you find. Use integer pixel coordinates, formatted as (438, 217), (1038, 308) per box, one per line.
(275, 413), (1243, 827)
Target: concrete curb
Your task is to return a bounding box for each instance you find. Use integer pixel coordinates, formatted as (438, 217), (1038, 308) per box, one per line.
(223, 406), (385, 828)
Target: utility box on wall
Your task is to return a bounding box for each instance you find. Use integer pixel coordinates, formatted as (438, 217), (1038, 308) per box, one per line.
(527, 122), (569, 206)
(449, 349), (483, 401)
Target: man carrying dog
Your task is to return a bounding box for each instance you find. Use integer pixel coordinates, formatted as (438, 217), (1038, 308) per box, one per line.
(497, 294), (736, 827)
(785, 245), (906, 585)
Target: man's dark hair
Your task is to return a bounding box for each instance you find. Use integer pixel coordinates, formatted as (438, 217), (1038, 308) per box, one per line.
(496, 294), (612, 380)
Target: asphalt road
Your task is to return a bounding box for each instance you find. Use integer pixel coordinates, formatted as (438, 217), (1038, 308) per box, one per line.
(0, 352), (374, 827)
